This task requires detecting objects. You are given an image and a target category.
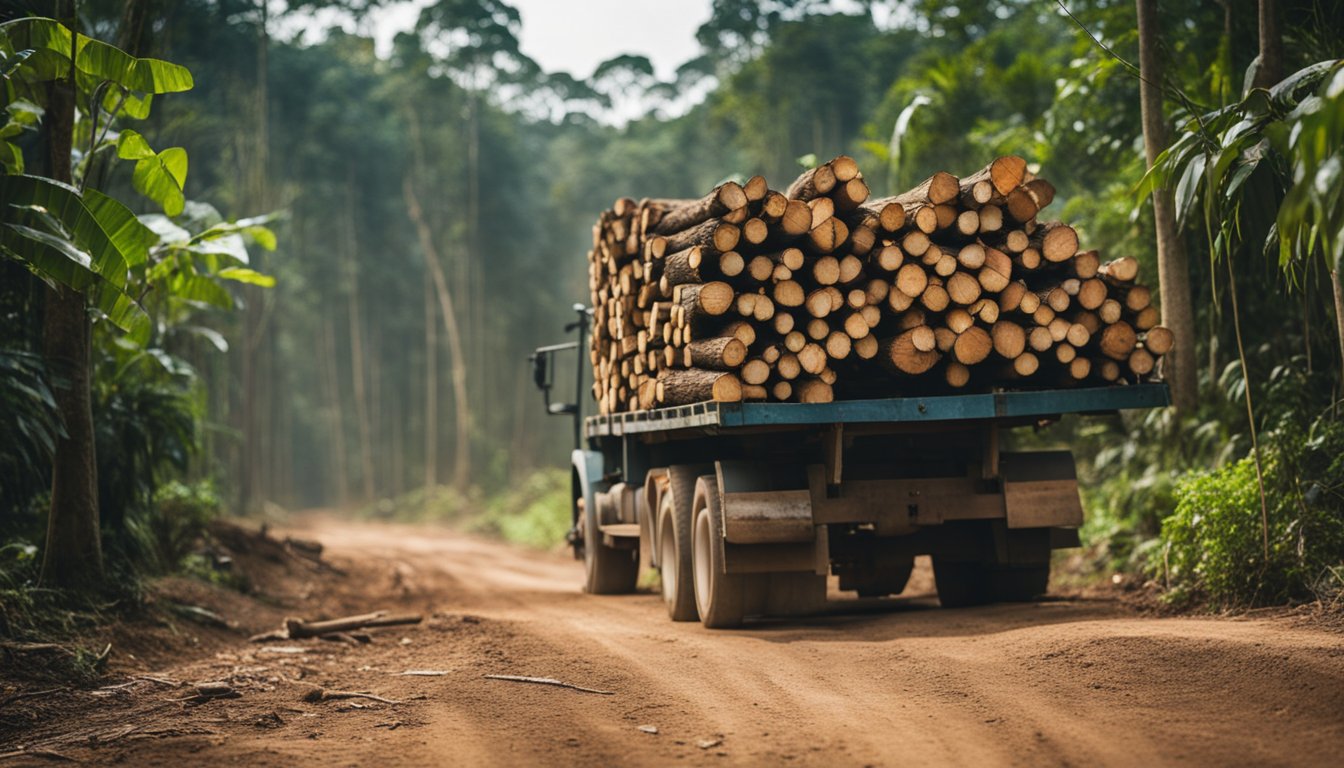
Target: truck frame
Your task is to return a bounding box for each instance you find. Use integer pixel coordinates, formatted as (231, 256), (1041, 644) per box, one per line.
(532, 306), (1169, 628)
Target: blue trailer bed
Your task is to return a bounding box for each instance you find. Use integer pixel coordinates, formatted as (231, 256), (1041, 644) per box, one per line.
(585, 382), (1169, 437)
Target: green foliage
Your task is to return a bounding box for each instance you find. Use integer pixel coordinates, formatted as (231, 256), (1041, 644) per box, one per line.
(1160, 416), (1344, 607)
(123, 480), (221, 574)
(116, 129), (188, 217)
(360, 469), (569, 550)
(92, 344), (199, 531)
(473, 468), (571, 550)
(1141, 59), (1343, 275)
(0, 349), (61, 515)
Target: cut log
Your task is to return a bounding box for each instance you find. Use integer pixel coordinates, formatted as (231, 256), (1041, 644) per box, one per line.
(740, 359), (771, 386)
(882, 328), (941, 375)
(895, 263), (928, 298)
(1098, 256), (1139, 282)
(651, 182), (748, 235)
(677, 282), (735, 323)
(808, 196), (835, 229)
(952, 326), (993, 365)
(858, 198), (907, 232)
(945, 362), (971, 388)
(961, 156), (1027, 197)
(657, 369), (743, 405)
(998, 280), (1027, 312)
(946, 271), (982, 306)
(799, 343), (828, 374)
(826, 331), (853, 360)
(812, 256), (841, 286)
(832, 177), (869, 210)
(853, 334), (879, 360)
(979, 247), (1012, 293)
(991, 320), (1026, 359)
(743, 175), (768, 202)
(664, 220), (740, 255)
(1144, 326), (1174, 356)
(774, 280), (805, 308)
(1128, 347), (1155, 376)
(808, 217), (849, 254)
(686, 337), (748, 370)
(1099, 321), (1137, 360)
(794, 379), (834, 403)
(921, 282), (950, 312)
(898, 171), (960, 205)
(786, 163), (837, 201)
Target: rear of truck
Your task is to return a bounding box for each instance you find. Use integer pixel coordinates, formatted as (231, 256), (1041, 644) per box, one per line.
(568, 385), (1167, 628)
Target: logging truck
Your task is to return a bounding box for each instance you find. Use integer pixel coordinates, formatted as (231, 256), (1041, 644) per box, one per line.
(531, 305), (1170, 628)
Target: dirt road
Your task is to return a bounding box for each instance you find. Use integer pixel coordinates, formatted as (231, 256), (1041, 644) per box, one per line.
(5, 517), (1343, 766)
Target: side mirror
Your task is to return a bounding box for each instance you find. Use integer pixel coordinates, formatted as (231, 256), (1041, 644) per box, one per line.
(531, 352), (549, 391)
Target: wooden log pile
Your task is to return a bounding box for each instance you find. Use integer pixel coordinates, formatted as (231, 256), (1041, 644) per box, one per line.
(586, 156), (1171, 413)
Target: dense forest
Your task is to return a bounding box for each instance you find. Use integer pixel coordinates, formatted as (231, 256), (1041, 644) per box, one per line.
(2, 0), (1342, 611)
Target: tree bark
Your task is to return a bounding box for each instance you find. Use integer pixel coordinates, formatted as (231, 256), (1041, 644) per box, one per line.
(1253, 0), (1283, 89)
(40, 1), (102, 587)
(423, 269), (438, 492)
(1137, 0), (1199, 414)
(404, 176), (472, 491)
(1333, 266), (1344, 390)
(345, 183), (376, 503)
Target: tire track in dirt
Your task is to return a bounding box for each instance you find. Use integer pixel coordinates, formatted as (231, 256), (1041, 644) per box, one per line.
(305, 518), (1344, 767)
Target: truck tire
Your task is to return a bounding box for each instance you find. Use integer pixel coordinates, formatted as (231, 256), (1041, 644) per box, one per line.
(987, 564), (1050, 602)
(658, 489), (698, 621)
(583, 493), (638, 595)
(932, 558), (991, 608)
(692, 474), (746, 628)
(659, 465), (709, 620)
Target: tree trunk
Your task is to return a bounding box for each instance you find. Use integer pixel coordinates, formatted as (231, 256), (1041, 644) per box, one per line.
(1253, 0), (1283, 89)
(1137, 0), (1199, 414)
(1333, 265), (1344, 391)
(321, 310), (350, 506)
(345, 182), (376, 503)
(423, 271), (438, 492)
(404, 177), (471, 490)
(40, 2), (102, 587)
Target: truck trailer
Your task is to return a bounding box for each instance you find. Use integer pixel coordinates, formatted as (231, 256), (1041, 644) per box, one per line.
(532, 305), (1169, 628)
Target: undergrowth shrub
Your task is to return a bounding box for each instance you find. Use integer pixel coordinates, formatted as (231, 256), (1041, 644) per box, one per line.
(1159, 416), (1344, 607)
(123, 480), (222, 574)
(473, 468), (570, 550)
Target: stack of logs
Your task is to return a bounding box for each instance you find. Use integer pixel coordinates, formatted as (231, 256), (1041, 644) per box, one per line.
(587, 155), (1172, 413)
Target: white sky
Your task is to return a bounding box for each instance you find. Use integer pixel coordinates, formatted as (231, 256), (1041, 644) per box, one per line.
(284, 0), (714, 81)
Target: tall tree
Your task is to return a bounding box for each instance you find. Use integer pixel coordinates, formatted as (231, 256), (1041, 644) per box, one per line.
(1136, 0), (1198, 414)
(39, 1), (103, 586)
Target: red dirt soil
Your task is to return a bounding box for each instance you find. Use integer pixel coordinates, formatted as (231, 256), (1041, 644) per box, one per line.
(2, 515), (1342, 766)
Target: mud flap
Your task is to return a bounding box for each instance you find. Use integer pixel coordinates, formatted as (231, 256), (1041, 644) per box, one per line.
(1000, 451), (1084, 530)
(714, 461), (827, 576)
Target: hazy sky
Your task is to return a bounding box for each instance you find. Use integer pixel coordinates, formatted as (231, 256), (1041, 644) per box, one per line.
(291, 0), (715, 80)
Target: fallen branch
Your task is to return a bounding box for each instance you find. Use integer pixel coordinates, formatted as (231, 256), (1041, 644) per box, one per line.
(171, 681), (240, 705)
(283, 611), (422, 639)
(302, 688), (402, 705)
(483, 675), (614, 695)
(399, 670), (448, 676)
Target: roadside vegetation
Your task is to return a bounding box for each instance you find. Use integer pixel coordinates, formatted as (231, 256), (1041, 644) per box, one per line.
(2, 0), (1342, 669)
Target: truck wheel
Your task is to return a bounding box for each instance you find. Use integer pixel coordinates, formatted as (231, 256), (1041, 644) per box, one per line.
(692, 475), (746, 628)
(988, 564), (1050, 601)
(932, 558), (991, 608)
(658, 489), (698, 621)
(583, 492), (638, 595)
